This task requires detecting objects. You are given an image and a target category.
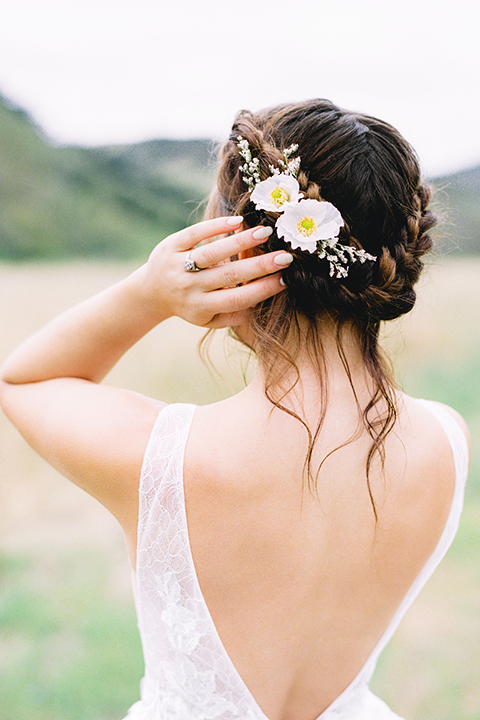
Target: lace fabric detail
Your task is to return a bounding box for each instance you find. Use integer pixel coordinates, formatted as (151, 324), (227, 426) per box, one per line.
(133, 404), (263, 720)
(124, 400), (469, 720)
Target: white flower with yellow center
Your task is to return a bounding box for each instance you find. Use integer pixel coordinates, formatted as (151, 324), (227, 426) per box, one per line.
(276, 198), (345, 252)
(235, 136), (376, 278)
(250, 174), (302, 213)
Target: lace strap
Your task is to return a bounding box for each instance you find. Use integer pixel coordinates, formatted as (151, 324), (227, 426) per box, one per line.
(137, 403), (196, 549)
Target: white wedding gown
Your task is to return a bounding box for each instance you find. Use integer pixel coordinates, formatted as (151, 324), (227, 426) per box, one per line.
(123, 400), (468, 720)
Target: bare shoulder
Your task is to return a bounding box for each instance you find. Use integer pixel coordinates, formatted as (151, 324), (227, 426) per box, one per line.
(403, 395), (470, 450)
(378, 394), (466, 552)
(391, 393), (469, 498)
(427, 400), (470, 447)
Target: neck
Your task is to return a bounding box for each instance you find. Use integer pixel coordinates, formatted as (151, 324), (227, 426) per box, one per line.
(240, 314), (380, 414)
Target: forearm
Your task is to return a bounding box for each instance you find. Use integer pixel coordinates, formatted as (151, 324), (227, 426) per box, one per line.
(0, 264), (167, 386)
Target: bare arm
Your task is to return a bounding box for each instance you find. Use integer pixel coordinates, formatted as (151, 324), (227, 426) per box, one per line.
(0, 217), (290, 538)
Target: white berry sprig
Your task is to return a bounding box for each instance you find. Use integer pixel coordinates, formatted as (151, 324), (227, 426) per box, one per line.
(237, 136), (261, 191)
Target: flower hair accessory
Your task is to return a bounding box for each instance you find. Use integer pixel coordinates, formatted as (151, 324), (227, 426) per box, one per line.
(236, 136), (376, 279)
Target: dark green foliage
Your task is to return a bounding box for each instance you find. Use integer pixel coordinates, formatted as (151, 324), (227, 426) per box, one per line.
(0, 95), (216, 260)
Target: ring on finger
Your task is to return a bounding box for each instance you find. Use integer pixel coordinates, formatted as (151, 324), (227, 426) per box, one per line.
(184, 252), (204, 272)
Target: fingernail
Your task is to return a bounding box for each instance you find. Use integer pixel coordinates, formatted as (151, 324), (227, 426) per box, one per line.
(274, 252), (294, 266)
(279, 276), (287, 287)
(253, 226), (273, 240)
(226, 216), (244, 226)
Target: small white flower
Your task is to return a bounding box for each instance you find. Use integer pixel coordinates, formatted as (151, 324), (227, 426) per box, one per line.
(251, 174), (302, 213)
(287, 157), (301, 176)
(276, 198), (345, 252)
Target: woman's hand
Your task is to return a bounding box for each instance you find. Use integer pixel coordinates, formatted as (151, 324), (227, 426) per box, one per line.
(138, 216), (292, 328)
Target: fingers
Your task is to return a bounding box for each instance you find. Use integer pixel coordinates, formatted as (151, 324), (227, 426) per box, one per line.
(169, 216), (244, 252)
(170, 216), (280, 271)
(205, 271), (286, 321)
(178, 220), (293, 290)
(201, 249), (293, 291)
(192, 225), (273, 269)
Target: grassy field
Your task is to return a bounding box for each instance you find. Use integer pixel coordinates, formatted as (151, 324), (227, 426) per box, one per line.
(0, 258), (479, 720)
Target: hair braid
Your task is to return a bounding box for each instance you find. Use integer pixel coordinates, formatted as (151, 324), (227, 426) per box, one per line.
(204, 99), (437, 506)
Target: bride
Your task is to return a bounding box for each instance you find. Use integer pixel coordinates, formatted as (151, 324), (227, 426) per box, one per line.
(0, 99), (469, 720)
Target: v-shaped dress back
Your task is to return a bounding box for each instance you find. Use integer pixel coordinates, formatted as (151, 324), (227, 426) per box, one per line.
(124, 400), (468, 720)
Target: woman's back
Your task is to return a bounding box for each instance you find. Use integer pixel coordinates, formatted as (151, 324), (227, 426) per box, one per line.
(133, 383), (466, 720)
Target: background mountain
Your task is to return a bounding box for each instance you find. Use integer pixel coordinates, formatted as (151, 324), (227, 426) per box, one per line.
(0, 95), (215, 260)
(0, 94), (478, 260)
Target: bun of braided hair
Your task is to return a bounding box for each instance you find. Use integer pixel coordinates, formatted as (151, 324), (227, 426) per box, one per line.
(205, 99), (437, 506)
(208, 100), (435, 323)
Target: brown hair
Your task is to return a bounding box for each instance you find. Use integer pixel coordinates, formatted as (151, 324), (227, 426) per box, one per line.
(206, 99), (436, 511)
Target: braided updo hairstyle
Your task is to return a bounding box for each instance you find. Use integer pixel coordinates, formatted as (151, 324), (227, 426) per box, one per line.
(206, 99), (436, 505)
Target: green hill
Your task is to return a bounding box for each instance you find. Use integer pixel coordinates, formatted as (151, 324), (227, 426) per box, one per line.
(0, 94), (478, 260)
(0, 96), (215, 260)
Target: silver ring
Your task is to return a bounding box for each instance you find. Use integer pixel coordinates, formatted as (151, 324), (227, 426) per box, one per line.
(184, 252), (204, 272)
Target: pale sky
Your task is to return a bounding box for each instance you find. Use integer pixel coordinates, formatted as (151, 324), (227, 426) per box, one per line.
(0, 0), (479, 177)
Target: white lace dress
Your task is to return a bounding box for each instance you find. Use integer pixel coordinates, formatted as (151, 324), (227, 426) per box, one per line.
(123, 400), (469, 720)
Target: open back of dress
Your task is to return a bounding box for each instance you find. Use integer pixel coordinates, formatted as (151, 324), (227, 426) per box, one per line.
(124, 401), (468, 720)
